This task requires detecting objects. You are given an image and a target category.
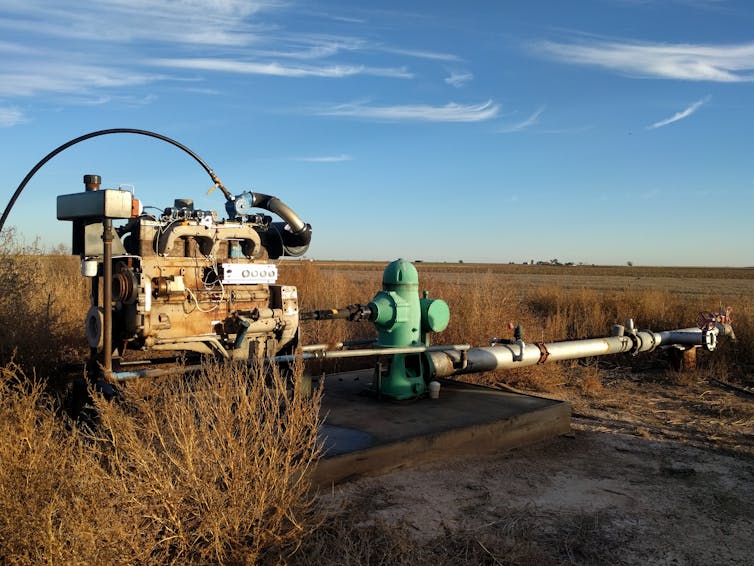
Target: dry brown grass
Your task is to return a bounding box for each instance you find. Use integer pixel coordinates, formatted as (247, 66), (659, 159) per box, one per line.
(0, 251), (750, 563)
(0, 361), (322, 564)
(284, 260), (752, 392)
(0, 230), (88, 374)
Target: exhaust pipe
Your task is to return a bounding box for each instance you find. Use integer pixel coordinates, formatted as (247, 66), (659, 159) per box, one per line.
(227, 191), (312, 258)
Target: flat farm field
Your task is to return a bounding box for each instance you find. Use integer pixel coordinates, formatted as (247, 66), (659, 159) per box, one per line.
(309, 260), (754, 297)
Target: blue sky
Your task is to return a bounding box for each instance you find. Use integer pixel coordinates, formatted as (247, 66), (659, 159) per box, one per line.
(1, 0), (752, 266)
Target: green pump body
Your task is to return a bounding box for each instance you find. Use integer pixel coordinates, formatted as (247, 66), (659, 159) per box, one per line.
(367, 259), (450, 400)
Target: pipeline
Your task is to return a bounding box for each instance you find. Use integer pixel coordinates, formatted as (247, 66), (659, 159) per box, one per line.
(269, 343), (470, 364)
(108, 342), (470, 382)
(426, 320), (735, 379)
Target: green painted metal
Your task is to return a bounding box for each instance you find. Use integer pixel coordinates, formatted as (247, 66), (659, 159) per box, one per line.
(369, 258), (421, 347)
(420, 293), (450, 345)
(367, 259), (450, 400)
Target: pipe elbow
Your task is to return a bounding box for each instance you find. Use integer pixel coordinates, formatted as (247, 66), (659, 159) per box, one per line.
(239, 191), (312, 258)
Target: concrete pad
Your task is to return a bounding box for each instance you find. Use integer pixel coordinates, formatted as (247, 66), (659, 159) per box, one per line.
(312, 370), (571, 486)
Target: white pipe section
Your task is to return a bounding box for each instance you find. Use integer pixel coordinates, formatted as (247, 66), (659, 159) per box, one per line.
(428, 323), (733, 378)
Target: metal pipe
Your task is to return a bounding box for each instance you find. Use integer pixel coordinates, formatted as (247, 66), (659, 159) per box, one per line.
(301, 339), (376, 352)
(110, 343), (471, 382)
(102, 218), (113, 375)
(112, 363), (205, 382)
(427, 323), (733, 379)
(88, 263), (99, 370)
(251, 192), (307, 233)
(269, 343), (470, 364)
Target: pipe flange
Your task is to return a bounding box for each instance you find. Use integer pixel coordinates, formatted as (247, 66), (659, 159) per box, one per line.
(701, 329), (717, 352)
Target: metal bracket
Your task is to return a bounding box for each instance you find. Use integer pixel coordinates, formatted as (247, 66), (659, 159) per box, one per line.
(512, 339), (525, 362)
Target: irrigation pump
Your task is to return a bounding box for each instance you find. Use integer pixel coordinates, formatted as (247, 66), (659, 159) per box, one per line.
(366, 259), (450, 398)
(5, 129), (311, 378)
(4, 129), (736, 400)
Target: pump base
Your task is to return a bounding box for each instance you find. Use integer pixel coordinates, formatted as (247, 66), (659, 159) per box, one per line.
(313, 369), (571, 486)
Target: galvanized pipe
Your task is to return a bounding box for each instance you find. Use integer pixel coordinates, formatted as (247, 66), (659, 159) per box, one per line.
(427, 323), (733, 378)
(301, 339), (375, 352)
(269, 343), (470, 364)
(109, 343), (471, 382)
(112, 363), (205, 382)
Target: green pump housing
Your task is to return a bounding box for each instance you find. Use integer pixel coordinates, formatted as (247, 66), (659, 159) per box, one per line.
(367, 259), (450, 400)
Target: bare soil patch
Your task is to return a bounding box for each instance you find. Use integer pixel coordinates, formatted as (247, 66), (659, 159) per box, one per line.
(300, 369), (754, 565)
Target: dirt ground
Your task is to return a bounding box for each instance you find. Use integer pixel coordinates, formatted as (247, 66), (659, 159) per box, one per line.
(306, 369), (754, 565)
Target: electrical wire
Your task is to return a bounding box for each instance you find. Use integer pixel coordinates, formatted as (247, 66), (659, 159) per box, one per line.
(1, 128), (232, 233)
(185, 287), (222, 313)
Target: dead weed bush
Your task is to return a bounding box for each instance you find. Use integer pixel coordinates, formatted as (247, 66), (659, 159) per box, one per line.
(0, 361), (322, 565)
(0, 229), (88, 373)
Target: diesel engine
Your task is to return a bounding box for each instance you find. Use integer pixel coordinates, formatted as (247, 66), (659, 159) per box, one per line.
(57, 173), (312, 373)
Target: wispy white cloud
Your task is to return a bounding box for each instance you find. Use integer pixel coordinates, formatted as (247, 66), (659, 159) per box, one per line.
(316, 100), (500, 122)
(0, 0), (465, 110)
(541, 124), (595, 135)
(0, 0), (275, 46)
(444, 70), (473, 87)
(0, 105), (25, 127)
(320, 13), (367, 24)
(293, 154), (352, 163)
(150, 57), (412, 79)
(255, 35), (367, 60)
(379, 46), (462, 62)
(535, 39), (754, 82)
(180, 86), (224, 96)
(646, 96), (710, 129)
(498, 106), (545, 133)
(61, 93), (158, 107)
(0, 60), (157, 97)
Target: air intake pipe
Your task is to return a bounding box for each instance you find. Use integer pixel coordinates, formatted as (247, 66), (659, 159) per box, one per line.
(227, 191), (312, 258)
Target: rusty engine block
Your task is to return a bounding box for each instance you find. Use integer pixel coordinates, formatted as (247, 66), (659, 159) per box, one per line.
(58, 174), (312, 373)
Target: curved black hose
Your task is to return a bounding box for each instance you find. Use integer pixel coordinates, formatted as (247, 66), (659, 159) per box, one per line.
(0, 128), (232, 233)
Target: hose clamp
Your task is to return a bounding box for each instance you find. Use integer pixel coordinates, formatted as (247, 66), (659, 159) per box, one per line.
(628, 332), (641, 356)
(535, 342), (549, 364)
